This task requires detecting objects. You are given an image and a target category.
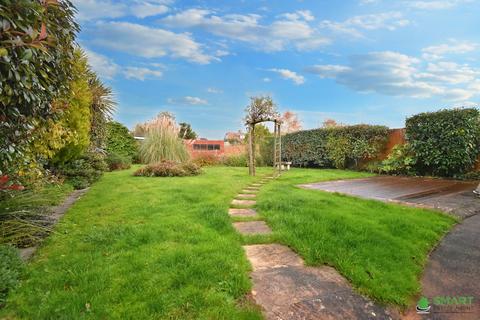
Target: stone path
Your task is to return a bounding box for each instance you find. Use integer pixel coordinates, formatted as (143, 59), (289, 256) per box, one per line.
(228, 174), (393, 319)
(19, 188), (89, 261)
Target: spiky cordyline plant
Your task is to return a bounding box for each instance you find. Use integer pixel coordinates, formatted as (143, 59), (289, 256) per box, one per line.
(139, 116), (189, 164)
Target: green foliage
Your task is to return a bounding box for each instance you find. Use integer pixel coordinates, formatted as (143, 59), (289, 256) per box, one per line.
(88, 73), (116, 150)
(192, 154), (221, 167)
(283, 125), (389, 169)
(0, 0), (79, 172)
(259, 137), (274, 166)
(406, 108), (480, 177)
(56, 152), (107, 189)
(0, 245), (24, 306)
(105, 122), (137, 160)
(133, 161), (201, 177)
(140, 127), (190, 164)
(105, 153), (132, 171)
(223, 154), (248, 167)
(178, 122), (197, 139)
(380, 144), (417, 175)
(52, 50), (93, 164)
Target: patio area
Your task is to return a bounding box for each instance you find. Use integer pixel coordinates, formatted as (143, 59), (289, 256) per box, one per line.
(300, 176), (479, 218)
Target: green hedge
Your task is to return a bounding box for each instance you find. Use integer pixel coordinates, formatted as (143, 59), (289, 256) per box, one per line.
(283, 125), (389, 169)
(406, 108), (480, 177)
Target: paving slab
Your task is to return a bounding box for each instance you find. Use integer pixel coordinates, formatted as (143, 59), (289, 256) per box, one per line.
(231, 199), (256, 206)
(233, 221), (271, 235)
(251, 183), (263, 187)
(245, 186), (260, 191)
(244, 244), (394, 320)
(236, 193), (257, 199)
(242, 189), (259, 194)
(228, 208), (258, 217)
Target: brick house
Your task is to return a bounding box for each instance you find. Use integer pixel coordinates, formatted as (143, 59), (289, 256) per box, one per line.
(184, 139), (225, 158)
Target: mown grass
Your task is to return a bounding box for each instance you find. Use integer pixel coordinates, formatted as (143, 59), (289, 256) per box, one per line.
(256, 169), (457, 308)
(1, 166), (270, 319)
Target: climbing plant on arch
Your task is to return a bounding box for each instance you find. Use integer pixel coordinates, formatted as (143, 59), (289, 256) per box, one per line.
(244, 96), (282, 176)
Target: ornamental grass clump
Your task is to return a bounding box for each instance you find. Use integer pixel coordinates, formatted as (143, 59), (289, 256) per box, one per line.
(139, 116), (190, 164)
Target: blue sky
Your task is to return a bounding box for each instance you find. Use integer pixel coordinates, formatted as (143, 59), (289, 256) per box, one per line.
(74, 0), (480, 138)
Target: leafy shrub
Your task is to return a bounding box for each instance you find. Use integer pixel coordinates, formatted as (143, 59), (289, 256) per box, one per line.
(133, 161), (201, 177)
(283, 129), (331, 167)
(106, 153), (131, 171)
(223, 154), (247, 167)
(140, 127), (189, 164)
(380, 144), (417, 175)
(57, 152), (107, 189)
(0, 245), (25, 307)
(459, 170), (480, 180)
(259, 137), (274, 167)
(283, 125), (389, 169)
(406, 108), (480, 177)
(192, 154), (221, 167)
(106, 122), (137, 160)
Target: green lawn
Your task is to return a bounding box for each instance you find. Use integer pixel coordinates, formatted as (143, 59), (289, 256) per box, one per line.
(256, 169), (457, 307)
(2, 167), (269, 319)
(2, 167), (456, 319)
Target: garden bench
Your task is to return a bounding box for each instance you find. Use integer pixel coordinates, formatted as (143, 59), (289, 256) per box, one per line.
(276, 161), (292, 171)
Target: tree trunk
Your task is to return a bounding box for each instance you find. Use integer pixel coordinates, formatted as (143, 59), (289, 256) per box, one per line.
(251, 124), (256, 176)
(248, 124), (254, 176)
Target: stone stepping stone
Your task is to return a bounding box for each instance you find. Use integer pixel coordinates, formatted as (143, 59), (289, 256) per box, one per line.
(236, 193), (256, 199)
(228, 208), (258, 217)
(242, 189), (259, 194)
(233, 221), (272, 235)
(243, 244), (392, 320)
(251, 183), (263, 187)
(231, 199), (256, 206)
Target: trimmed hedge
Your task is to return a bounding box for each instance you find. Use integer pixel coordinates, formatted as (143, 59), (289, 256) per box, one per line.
(283, 125), (389, 169)
(406, 108), (480, 177)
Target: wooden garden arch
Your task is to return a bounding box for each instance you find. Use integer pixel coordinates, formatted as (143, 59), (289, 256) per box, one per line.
(244, 96), (282, 176)
(246, 118), (282, 176)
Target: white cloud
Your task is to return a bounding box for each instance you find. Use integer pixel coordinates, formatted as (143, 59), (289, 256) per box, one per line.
(306, 51), (480, 101)
(84, 48), (164, 81)
(123, 67), (163, 80)
(131, 3), (169, 18)
(268, 68), (305, 85)
(84, 49), (120, 79)
(407, 0), (472, 10)
(167, 96), (208, 105)
(92, 21), (214, 64)
(321, 12), (409, 38)
(73, 0), (170, 20)
(263, 77), (271, 82)
(207, 87), (223, 94)
(422, 40), (477, 60)
(161, 9), (329, 52)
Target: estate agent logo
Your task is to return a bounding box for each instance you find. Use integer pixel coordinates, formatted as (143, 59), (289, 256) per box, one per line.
(416, 297), (431, 314)
(416, 295), (475, 315)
